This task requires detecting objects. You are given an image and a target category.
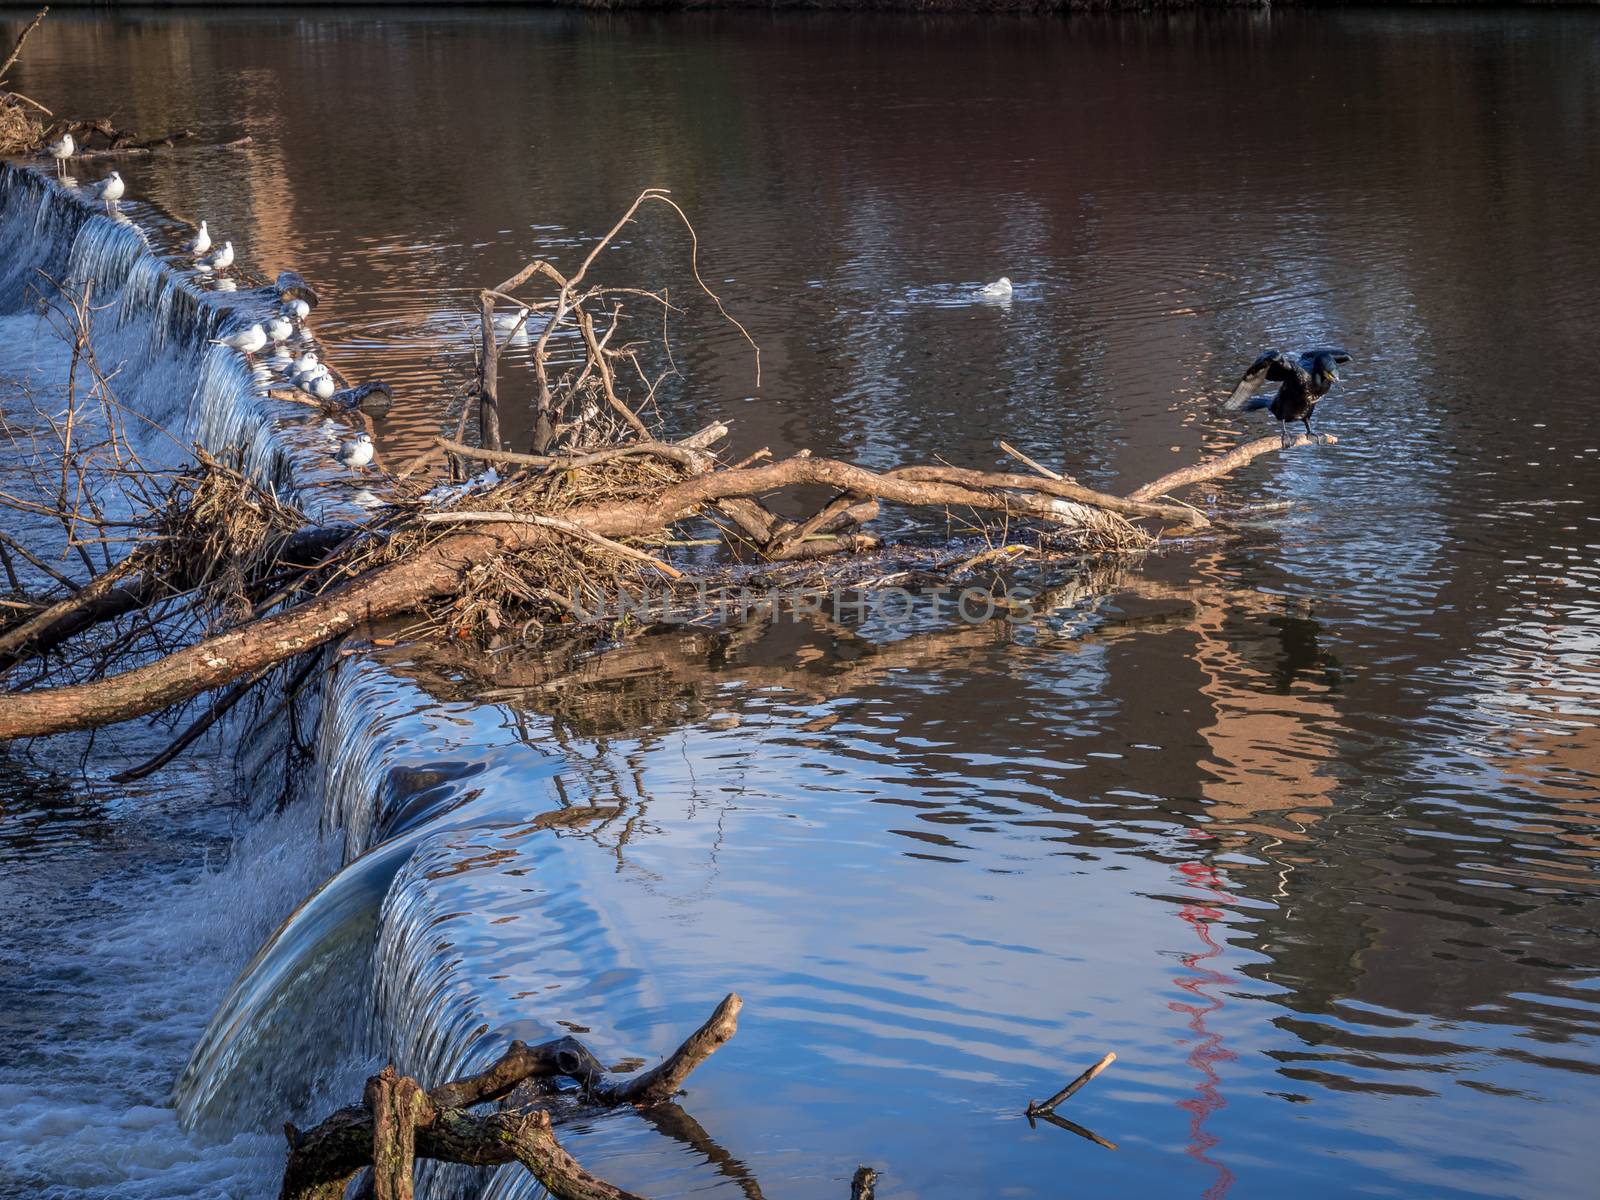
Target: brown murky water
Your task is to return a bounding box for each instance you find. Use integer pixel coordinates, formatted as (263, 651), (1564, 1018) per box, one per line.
(3, 7), (1598, 1199)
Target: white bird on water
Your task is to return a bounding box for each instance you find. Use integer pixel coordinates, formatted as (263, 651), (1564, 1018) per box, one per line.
(188, 221), (212, 256)
(337, 432), (374, 470)
(46, 132), (74, 174)
(977, 276), (1013, 301)
(197, 241), (234, 273)
(266, 316), (294, 343)
(93, 171), (125, 210)
(493, 306), (530, 334)
(282, 298), (311, 321)
(212, 323), (267, 355)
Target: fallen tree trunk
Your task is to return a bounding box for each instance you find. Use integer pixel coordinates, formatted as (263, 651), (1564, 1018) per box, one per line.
(0, 431), (1327, 741)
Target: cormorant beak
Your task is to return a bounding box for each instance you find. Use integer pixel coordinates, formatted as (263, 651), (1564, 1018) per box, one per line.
(1328, 370), (1338, 382)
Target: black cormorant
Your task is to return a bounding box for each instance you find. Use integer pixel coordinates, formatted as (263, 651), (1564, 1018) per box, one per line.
(1221, 348), (1351, 445)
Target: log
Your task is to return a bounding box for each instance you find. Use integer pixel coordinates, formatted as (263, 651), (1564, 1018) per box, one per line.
(0, 525), (356, 676)
(0, 423), (1319, 740)
(0, 534), (466, 739)
(366, 1067), (428, 1200)
(1126, 433), (1336, 503)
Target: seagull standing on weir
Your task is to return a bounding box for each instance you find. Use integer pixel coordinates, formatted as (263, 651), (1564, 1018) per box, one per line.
(188, 221), (212, 256)
(267, 316), (294, 343)
(197, 241), (234, 274)
(92, 171), (126, 212)
(1221, 347), (1352, 446)
(46, 131), (74, 174)
(337, 432), (374, 470)
(283, 298), (311, 321)
(212, 323), (267, 357)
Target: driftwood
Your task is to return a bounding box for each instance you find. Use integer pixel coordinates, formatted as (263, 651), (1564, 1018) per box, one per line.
(1025, 1051), (1116, 1117)
(0, 190), (1338, 746)
(281, 994), (741, 1200)
(0, 428), (1317, 742)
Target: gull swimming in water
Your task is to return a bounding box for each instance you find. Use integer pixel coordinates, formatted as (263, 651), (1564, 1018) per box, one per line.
(283, 298), (311, 321)
(197, 241), (234, 273)
(212, 323), (267, 356)
(337, 432), (374, 470)
(493, 306), (530, 334)
(266, 316), (294, 343)
(977, 276), (1013, 301)
(46, 132), (74, 174)
(188, 221), (212, 256)
(92, 171), (125, 211)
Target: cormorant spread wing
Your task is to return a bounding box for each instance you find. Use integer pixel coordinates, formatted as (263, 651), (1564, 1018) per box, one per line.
(1221, 350), (1303, 411)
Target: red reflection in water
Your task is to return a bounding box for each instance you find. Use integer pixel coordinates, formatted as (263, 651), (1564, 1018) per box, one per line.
(1170, 832), (1238, 1200)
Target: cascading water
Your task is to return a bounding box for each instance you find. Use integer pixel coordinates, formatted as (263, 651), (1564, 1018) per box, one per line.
(3, 161), (638, 1194)
(0, 164), (454, 1190)
(173, 654), (581, 1132)
(0, 164), (361, 520)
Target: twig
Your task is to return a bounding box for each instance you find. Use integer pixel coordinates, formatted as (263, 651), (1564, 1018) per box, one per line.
(109, 664), (271, 782)
(0, 530), (79, 593)
(0, 7), (47, 85)
(999, 440), (1072, 483)
(1025, 1051), (1116, 1117)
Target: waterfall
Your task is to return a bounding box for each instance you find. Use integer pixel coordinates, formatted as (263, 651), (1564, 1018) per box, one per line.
(3, 161), (618, 1196)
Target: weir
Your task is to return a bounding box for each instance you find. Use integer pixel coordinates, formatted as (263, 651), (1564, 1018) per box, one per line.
(0, 162), (630, 1193)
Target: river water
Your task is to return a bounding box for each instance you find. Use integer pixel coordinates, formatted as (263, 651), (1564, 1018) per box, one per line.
(2, 7), (1598, 1200)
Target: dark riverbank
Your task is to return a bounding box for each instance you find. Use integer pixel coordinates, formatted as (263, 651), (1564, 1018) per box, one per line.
(10, 1), (1600, 12)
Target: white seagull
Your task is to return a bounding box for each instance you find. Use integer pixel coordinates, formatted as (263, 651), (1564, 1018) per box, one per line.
(266, 316), (294, 343)
(977, 277), (1013, 301)
(493, 306), (530, 334)
(197, 241), (234, 273)
(282, 298), (311, 321)
(212, 323), (267, 356)
(93, 171), (125, 210)
(46, 132), (74, 174)
(188, 221), (212, 256)
(337, 432), (374, 470)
